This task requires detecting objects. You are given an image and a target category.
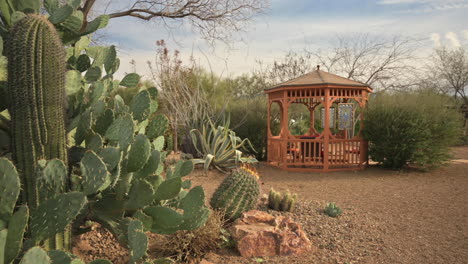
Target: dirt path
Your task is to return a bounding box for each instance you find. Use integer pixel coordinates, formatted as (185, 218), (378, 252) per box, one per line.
(189, 146), (468, 263)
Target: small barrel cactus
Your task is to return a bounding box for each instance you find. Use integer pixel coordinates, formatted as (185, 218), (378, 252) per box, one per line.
(324, 202), (342, 217)
(268, 188), (297, 212)
(210, 166), (260, 221)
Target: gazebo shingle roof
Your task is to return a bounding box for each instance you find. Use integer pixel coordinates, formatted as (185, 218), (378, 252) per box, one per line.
(265, 69), (370, 91)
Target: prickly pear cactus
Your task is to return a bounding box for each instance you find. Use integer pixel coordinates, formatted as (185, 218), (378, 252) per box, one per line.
(210, 166), (260, 221)
(5, 15), (68, 208)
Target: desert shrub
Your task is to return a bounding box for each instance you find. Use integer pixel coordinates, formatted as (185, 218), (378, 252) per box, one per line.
(363, 91), (463, 169)
(229, 96), (268, 160)
(324, 202), (342, 217)
(149, 210), (225, 262)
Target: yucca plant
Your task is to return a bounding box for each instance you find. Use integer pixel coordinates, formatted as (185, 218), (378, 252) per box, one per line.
(189, 117), (257, 172)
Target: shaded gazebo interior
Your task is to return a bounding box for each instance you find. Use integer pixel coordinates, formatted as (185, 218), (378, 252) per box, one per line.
(265, 67), (372, 172)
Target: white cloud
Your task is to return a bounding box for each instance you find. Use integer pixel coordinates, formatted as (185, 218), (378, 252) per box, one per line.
(462, 30), (468, 40)
(379, 0), (427, 4)
(379, 0), (468, 12)
(445, 32), (461, 47)
(430, 33), (441, 46)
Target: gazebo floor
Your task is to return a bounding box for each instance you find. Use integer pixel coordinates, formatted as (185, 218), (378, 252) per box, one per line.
(267, 161), (365, 172)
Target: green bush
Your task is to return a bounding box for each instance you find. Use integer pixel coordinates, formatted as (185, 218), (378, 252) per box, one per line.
(229, 96), (267, 160)
(363, 91), (463, 169)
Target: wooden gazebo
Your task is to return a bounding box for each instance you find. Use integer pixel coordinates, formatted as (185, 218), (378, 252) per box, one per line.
(265, 66), (372, 172)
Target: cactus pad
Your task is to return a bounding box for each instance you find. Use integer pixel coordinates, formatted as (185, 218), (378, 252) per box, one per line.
(146, 114), (168, 140)
(125, 180), (155, 210)
(30, 192), (87, 244)
(127, 134), (151, 173)
(134, 150), (160, 179)
(80, 151), (110, 195)
(105, 113), (134, 151)
(4, 205), (29, 264)
(130, 90), (151, 122)
(120, 73), (140, 88)
(19, 247), (51, 264)
(154, 177), (182, 201)
(128, 219), (148, 263)
(0, 158), (20, 222)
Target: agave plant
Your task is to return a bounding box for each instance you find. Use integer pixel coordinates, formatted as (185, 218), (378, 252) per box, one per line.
(189, 117), (257, 172)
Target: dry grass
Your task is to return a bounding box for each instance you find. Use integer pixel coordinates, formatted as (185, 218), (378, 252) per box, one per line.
(148, 210), (226, 262)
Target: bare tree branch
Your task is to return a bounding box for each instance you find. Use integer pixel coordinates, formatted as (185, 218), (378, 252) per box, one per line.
(255, 34), (421, 91)
(423, 46), (468, 105)
(310, 34), (422, 91)
(80, 0), (268, 43)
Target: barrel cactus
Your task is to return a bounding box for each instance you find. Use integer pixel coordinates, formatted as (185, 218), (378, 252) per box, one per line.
(5, 14), (69, 249)
(210, 166), (260, 221)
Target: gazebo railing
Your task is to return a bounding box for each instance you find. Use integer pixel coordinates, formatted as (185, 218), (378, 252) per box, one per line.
(328, 138), (365, 167)
(268, 137), (367, 171)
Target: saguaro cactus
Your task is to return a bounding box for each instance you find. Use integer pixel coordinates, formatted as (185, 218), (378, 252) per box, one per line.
(5, 14), (67, 206)
(5, 15), (68, 249)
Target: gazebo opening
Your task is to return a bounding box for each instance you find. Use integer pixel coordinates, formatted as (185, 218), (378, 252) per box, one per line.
(265, 66), (372, 172)
(288, 103), (310, 136)
(269, 101), (282, 136)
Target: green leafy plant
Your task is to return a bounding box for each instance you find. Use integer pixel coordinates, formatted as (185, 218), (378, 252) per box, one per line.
(228, 96), (268, 161)
(190, 117), (257, 172)
(363, 91), (463, 169)
(324, 202), (342, 218)
(210, 166), (260, 221)
(268, 188), (298, 212)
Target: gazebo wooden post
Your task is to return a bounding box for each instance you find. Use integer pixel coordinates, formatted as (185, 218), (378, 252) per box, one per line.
(308, 105), (315, 134)
(281, 91), (289, 169)
(323, 88), (330, 171)
(266, 99), (271, 163)
(359, 90), (368, 166)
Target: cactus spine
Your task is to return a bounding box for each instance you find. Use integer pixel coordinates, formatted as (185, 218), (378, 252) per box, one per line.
(268, 188), (297, 212)
(210, 166), (260, 221)
(5, 15), (68, 250)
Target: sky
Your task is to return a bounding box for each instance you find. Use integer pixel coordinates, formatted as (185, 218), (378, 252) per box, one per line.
(98, 0), (468, 80)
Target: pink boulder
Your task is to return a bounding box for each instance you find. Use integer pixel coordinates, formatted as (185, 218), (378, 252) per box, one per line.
(229, 210), (313, 257)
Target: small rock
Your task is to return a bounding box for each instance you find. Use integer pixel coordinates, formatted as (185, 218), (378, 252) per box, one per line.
(198, 260), (214, 264)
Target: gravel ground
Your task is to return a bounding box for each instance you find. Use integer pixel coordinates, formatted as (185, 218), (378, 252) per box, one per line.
(73, 146), (468, 264)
